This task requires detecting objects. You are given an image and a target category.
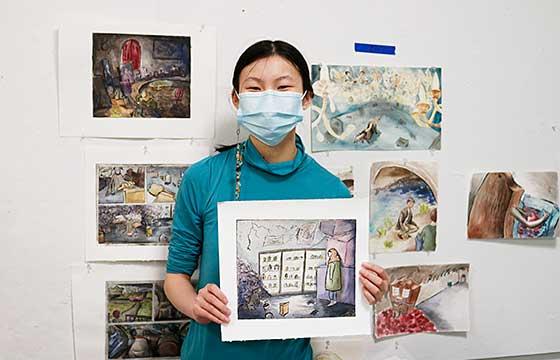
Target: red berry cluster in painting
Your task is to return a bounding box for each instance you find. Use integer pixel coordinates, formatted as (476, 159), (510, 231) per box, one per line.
(375, 308), (437, 337)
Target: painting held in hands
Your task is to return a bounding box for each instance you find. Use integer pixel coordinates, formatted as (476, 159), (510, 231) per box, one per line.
(236, 219), (356, 320)
(375, 264), (470, 338)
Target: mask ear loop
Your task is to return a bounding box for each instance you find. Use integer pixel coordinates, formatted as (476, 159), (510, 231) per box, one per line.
(300, 90), (309, 110)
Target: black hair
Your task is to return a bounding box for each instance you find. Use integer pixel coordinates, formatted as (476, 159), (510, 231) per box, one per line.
(215, 40), (313, 152)
(231, 40), (313, 94)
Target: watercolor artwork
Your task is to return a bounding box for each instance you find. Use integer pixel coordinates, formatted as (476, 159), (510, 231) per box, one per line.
(311, 64), (442, 152)
(106, 280), (189, 359)
(97, 164), (188, 245)
(236, 219), (356, 320)
(59, 23), (216, 138)
(218, 199), (370, 341)
(375, 264), (470, 338)
(92, 33), (191, 119)
(468, 172), (559, 239)
(370, 161), (438, 253)
(72, 263), (199, 359)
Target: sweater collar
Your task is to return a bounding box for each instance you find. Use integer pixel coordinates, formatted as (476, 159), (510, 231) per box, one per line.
(243, 134), (307, 176)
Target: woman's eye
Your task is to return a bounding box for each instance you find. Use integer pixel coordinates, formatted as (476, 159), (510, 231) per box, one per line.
(246, 87), (261, 91)
(278, 85), (292, 91)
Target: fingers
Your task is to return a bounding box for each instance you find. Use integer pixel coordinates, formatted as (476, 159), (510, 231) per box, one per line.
(195, 284), (231, 324)
(360, 263), (390, 305)
(201, 287), (231, 317)
(360, 267), (389, 293)
(361, 284), (377, 305)
(193, 304), (225, 325)
(200, 296), (230, 323)
(361, 262), (389, 281)
(359, 268), (384, 287)
(206, 284), (229, 305)
(359, 276), (383, 304)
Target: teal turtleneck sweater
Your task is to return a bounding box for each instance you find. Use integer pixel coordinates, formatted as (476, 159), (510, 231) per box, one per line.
(166, 135), (351, 360)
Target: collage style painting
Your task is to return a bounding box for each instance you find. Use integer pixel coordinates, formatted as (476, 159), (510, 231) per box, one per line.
(236, 219), (356, 321)
(375, 264), (470, 338)
(468, 172), (559, 239)
(370, 161), (438, 253)
(311, 64), (442, 152)
(106, 280), (189, 359)
(97, 164), (189, 245)
(92, 33), (191, 119)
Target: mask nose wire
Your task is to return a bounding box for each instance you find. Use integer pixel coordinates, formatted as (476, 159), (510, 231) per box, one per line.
(233, 89), (307, 110)
(235, 89), (307, 98)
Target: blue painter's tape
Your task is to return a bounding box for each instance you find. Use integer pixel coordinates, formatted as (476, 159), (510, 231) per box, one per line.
(354, 42), (396, 55)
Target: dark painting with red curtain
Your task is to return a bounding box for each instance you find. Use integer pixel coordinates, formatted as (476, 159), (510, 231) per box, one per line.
(121, 39), (141, 70)
(93, 33), (191, 118)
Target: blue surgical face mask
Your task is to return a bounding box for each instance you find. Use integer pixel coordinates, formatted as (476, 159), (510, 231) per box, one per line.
(236, 90), (306, 147)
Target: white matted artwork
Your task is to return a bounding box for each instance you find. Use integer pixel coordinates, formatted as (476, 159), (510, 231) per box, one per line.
(85, 141), (209, 261)
(58, 22), (216, 138)
(218, 198), (370, 341)
(71, 262), (193, 360)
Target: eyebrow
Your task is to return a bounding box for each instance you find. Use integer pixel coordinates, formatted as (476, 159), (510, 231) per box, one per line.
(243, 76), (264, 83)
(275, 75), (295, 81)
(243, 74), (295, 84)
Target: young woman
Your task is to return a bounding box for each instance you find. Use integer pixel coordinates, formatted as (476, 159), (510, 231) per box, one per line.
(164, 40), (389, 360)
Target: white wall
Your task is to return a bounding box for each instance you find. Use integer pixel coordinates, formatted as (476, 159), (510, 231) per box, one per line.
(2, 1), (560, 359)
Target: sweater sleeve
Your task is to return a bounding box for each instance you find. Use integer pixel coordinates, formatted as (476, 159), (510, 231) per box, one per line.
(166, 162), (207, 275)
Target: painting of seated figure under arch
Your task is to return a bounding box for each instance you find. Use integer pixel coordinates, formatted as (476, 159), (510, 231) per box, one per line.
(370, 161), (439, 254)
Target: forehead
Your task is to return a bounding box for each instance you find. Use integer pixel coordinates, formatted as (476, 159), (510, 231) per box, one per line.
(239, 55), (301, 82)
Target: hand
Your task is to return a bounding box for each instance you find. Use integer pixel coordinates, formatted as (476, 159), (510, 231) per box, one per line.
(359, 262), (389, 305)
(191, 284), (231, 325)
